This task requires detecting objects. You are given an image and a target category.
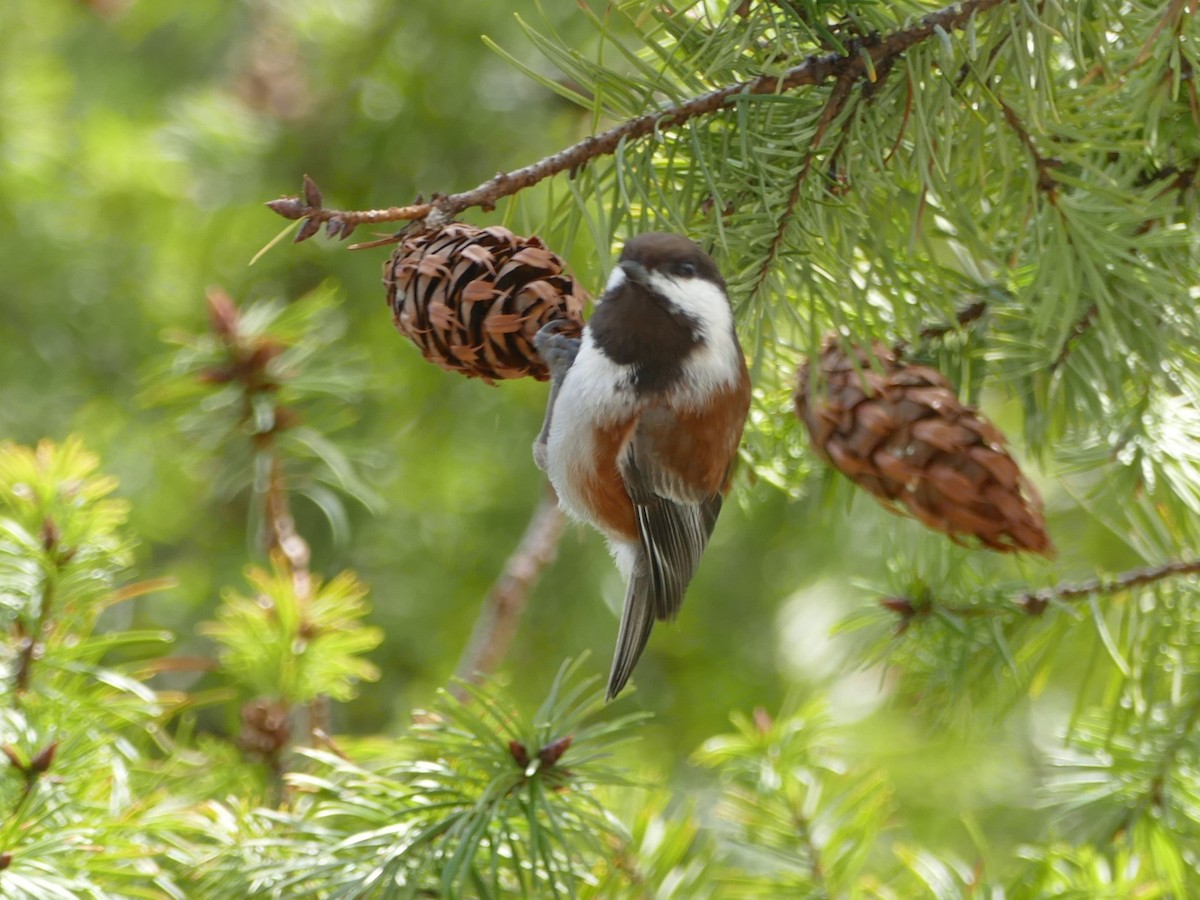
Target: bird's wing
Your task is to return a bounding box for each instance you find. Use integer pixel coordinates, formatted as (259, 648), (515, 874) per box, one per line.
(606, 410), (724, 698)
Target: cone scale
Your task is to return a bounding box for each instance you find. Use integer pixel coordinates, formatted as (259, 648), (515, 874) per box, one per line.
(384, 223), (586, 383)
(796, 338), (1052, 556)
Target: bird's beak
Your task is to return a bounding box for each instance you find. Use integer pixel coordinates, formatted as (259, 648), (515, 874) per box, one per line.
(618, 259), (650, 285)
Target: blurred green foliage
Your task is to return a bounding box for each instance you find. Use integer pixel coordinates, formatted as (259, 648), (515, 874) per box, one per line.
(203, 561), (382, 704)
(0, 0), (805, 748)
(2, 0), (1200, 895)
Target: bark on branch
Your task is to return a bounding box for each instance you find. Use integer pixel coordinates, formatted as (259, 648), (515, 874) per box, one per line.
(451, 488), (567, 696)
(882, 557), (1200, 625)
(267, 0), (1014, 242)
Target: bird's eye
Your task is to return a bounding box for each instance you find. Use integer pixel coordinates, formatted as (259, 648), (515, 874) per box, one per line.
(675, 261), (698, 277)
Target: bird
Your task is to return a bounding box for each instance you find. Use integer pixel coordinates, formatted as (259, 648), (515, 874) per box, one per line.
(532, 232), (751, 699)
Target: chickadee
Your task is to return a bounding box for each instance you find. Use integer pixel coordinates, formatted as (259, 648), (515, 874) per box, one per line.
(533, 233), (751, 699)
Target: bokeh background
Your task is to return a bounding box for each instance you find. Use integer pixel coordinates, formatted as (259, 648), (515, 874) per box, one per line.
(0, 0), (828, 754)
(1, 2), (1136, 855)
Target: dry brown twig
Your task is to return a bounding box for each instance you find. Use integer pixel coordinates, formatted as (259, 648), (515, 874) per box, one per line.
(748, 70), (858, 300)
(996, 96), (1063, 198)
(1014, 558), (1200, 615)
(882, 557), (1200, 626)
(12, 520), (65, 696)
(265, 0), (1013, 243)
(451, 488), (568, 697)
(204, 287), (329, 741)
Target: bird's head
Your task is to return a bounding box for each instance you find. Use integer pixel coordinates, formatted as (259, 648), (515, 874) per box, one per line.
(615, 232), (724, 291)
(588, 232), (742, 395)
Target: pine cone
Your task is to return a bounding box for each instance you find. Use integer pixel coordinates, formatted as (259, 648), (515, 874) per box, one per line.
(383, 223), (586, 382)
(795, 337), (1052, 555)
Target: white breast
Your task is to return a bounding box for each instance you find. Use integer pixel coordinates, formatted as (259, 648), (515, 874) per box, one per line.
(543, 331), (636, 527)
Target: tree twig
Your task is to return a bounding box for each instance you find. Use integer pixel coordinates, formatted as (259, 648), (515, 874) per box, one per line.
(1134, 161), (1197, 236)
(1111, 688), (1200, 841)
(917, 299), (989, 341)
(1050, 302), (1098, 372)
(12, 519), (65, 698)
(1053, 162), (1197, 368)
(890, 297), (990, 355)
(267, 0), (1014, 240)
(264, 456), (312, 599)
(1015, 558), (1200, 615)
(451, 487), (567, 696)
(882, 557), (1200, 625)
(262, 454), (330, 739)
(748, 72), (857, 300)
(205, 287), (325, 742)
(996, 96), (1063, 198)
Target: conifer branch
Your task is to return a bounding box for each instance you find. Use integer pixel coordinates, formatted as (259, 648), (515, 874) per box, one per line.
(264, 456), (312, 600)
(996, 97), (1062, 198)
(1054, 161), (1196, 370)
(1109, 689), (1200, 842)
(203, 287), (326, 745)
(267, 0), (1014, 240)
(899, 298), (989, 349)
(1134, 161), (1198, 236)
(749, 72), (857, 300)
(204, 288), (312, 596)
(1051, 302), (1098, 372)
(452, 488), (566, 696)
(883, 557), (1200, 624)
(792, 807), (828, 889)
(606, 833), (653, 898)
(262, 454), (331, 742)
(1015, 558), (1200, 615)
(12, 519), (65, 697)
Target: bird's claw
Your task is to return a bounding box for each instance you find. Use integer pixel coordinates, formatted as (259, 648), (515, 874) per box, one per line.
(532, 320), (581, 472)
(534, 320), (581, 382)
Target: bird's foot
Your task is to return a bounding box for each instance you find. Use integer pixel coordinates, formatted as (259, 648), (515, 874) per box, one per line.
(532, 321), (581, 471)
(533, 319), (581, 382)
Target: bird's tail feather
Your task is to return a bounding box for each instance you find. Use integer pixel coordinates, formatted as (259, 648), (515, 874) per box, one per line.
(606, 562), (655, 700)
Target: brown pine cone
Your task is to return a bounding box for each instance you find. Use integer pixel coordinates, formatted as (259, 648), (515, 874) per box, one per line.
(795, 337), (1052, 555)
(383, 223), (586, 382)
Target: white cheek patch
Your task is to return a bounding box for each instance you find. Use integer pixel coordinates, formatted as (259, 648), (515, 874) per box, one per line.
(602, 266), (627, 295)
(646, 272), (734, 340)
(645, 272), (743, 403)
